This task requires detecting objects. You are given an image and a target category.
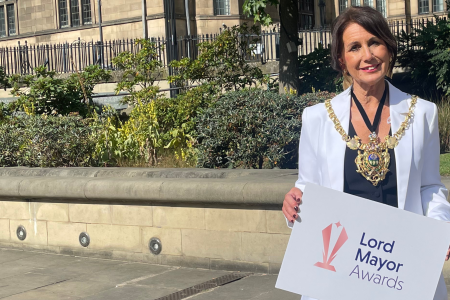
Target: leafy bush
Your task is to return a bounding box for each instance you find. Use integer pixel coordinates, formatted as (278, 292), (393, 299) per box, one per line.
(397, 11), (450, 102)
(169, 24), (264, 91)
(196, 89), (333, 169)
(113, 39), (163, 105)
(9, 65), (110, 117)
(0, 115), (97, 167)
(0, 66), (10, 90)
(438, 100), (450, 153)
(93, 102), (161, 166)
(93, 84), (218, 167)
(153, 84), (219, 162)
(298, 44), (343, 94)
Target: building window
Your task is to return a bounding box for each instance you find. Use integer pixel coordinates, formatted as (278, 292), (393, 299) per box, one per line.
(6, 4), (14, 35)
(363, 0), (373, 7)
(0, 2), (16, 38)
(419, 0), (429, 13)
(70, 0), (80, 27)
(213, 0), (230, 15)
(0, 6), (5, 37)
(59, 0), (92, 28)
(59, 0), (69, 27)
(339, 0), (347, 12)
(351, 0), (360, 6)
(81, 0), (92, 24)
(376, 0), (386, 16)
(299, 0), (315, 29)
(433, 0), (444, 11)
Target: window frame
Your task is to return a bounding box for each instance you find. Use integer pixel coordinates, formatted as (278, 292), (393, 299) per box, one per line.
(0, 6), (6, 38)
(81, 0), (92, 25)
(57, 0), (93, 29)
(339, 0), (348, 13)
(70, 0), (81, 27)
(418, 0), (430, 14)
(58, 0), (70, 28)
(0, 0), (17, 38)
(363, 0), (374, 7)
(432, 0), (444, 12)
(213, 0), (230, 16)
(376, 0), (387, 17)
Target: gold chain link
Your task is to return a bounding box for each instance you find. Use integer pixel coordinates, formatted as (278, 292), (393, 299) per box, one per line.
(325, 95), (417, 144)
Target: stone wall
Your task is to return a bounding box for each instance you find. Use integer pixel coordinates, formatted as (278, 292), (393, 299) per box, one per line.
(18, 0), (56, 35)
(0, 168), (295, 274)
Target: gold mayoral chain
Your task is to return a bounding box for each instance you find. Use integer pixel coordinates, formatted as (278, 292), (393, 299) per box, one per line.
(325, 87), (417, 186)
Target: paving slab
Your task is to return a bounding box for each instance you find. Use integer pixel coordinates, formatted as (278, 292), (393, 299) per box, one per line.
(9, 252), (81, 268)
(0, 272), (75, 298)
(81, 285), (179, 300)
(5, 279), (116, 299)
(2, 288), (82, 300)
(136, 268), (231, 290)
(27, 257), (123, 278)
(0, 261), (41, 280)
(80, 262), (175, 284)
(0, 249), (39, 264)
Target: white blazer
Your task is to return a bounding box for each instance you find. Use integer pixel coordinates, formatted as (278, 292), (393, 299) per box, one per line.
(292, 81), (450, 300)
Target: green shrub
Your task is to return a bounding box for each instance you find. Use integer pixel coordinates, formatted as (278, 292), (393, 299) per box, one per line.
(397, 11), (450, 101)
(92, 102), (161, 166)
(9, 65), (110, 117)
(93, 84), (218, 167)
(169, 23), (264, 91)
(438, 100), (450, 153)
(0, 66), (10, 90)
(196, 89), (333, 169)
(0, 115), (97, 167)
(154, 84), (219, 160)
(113, 39), (163, 106)
(298, 44), (343, 94)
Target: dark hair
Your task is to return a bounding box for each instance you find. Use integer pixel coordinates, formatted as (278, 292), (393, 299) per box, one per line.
(330, 6), (397, 77)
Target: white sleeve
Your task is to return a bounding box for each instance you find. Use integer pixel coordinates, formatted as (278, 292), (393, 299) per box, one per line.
(421, 103), (450, 221)
(295, 107), (321, 192)
(286, 107), (321, 228)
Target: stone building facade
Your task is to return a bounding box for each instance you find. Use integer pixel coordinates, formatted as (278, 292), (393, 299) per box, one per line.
(0, 0), (279, 47)
(334, 0), (448, 21)
(0, 0), (447, 47)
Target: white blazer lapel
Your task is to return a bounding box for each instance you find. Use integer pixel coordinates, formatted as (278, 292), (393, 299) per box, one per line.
(326, 87), (351, 191)
(388, 81), (412, 210)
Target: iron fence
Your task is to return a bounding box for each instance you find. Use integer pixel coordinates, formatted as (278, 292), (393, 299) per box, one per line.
(0, 16), (444, 76)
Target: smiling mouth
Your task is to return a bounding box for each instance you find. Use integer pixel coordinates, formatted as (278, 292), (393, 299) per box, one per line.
(360, 64), (380, 71)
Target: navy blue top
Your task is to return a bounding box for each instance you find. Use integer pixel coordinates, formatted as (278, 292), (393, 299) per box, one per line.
(343, 121), (398, 208)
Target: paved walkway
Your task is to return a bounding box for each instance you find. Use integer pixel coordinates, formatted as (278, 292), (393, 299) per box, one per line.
(2, 248), (450, 299)
(0, 248), (299, 300)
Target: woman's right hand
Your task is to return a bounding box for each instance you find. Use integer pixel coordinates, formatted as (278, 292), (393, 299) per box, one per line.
(282, 187), (303, 223)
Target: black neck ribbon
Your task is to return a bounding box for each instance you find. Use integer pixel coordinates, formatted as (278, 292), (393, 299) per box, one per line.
(351, 82), (387, 134)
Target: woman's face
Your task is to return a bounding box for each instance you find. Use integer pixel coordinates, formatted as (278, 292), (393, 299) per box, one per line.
(339, 23), (390, 89)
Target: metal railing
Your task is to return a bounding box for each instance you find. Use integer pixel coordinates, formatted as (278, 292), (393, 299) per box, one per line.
(0, 17), (444, 76)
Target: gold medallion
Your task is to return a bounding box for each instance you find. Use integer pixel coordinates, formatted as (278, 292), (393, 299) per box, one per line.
(354, 133), (391, 186)
(325, 96), (417, 186)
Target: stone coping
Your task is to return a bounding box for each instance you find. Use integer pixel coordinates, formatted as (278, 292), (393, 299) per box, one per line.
(0, 167), (297, 205)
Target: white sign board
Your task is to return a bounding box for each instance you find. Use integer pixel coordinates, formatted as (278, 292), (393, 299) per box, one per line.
(276, 183), (450, 300)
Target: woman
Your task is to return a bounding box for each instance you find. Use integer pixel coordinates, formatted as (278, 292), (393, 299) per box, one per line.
(282, 6), (450, 300)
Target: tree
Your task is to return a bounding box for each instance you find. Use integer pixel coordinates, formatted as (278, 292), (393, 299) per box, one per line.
(243, 0), (300, 94)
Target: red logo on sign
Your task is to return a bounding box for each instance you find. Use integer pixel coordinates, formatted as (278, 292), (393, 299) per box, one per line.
(314, 222), (348, 272)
